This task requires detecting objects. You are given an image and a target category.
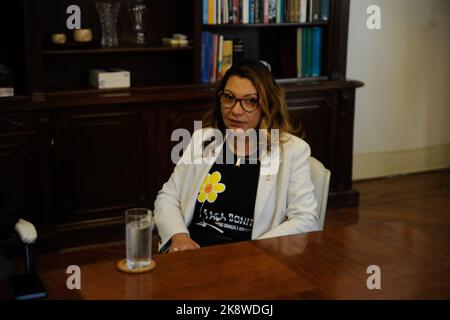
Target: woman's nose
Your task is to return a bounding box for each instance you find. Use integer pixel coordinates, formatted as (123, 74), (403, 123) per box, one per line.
(231, 101), (245, 116)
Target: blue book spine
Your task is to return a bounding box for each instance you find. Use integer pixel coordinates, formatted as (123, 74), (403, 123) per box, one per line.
(320, 0), (329, 21)
(311, 27), (323, 77)
(250, 0), (255, 23)
(202, 0), (209, 24)
(208, 32), (214, 83)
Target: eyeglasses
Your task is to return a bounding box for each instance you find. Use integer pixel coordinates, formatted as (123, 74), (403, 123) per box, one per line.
(219, 91), (259, 113)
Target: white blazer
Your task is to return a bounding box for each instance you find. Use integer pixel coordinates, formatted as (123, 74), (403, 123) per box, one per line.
(154, 128), (319, 248)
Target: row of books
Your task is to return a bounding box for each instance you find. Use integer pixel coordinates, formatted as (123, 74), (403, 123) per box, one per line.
(202, 0), (329, 25)
(296, 26), (323, 77)
(201, 26), (323, 83)
(201, 32), (236, 84)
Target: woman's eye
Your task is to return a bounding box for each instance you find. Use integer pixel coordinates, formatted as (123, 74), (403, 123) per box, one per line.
(245, 97), (258, 105)
(223, 93), (234, 100)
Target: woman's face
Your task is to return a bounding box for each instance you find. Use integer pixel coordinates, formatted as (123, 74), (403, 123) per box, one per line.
(220, 76), (262, 132)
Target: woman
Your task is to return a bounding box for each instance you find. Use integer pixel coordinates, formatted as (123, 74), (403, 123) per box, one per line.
(154, 59), (319, 252)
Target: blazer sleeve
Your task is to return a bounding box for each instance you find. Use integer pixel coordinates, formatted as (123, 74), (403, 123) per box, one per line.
(258, 140), (319, 239)
(154, 132), (198, 248)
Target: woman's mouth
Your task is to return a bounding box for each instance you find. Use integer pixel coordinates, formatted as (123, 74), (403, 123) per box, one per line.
(229, 119), (245, 125)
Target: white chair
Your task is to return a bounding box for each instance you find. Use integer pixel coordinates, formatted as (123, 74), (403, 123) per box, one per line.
(308, 157), (331, 230)
(14, 219), (37, 272)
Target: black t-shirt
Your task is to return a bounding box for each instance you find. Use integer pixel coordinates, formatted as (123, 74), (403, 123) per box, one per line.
(188, 142), (260, 247)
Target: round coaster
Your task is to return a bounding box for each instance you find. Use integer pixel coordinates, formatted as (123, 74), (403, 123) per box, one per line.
(117, 259), (156, 274)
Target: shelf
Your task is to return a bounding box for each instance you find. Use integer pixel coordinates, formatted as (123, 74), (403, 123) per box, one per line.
(43, 45), (194, 56)
(202, 22), (328, 29)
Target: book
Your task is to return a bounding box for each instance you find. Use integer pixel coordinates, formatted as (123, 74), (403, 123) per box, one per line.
(311, 27), (323, 77)
(202, 0), (209, 24)
(212, 33), (218, 82)
(302, 27), (312, 77)
(232, 0), (239, 23)
(297, 28), (303, 77)
(269, 0), (277, 23)
(233, 39), (245, 65)
(321, 0), (329, 21)
(222, 40), (233, 78)
(255, 0), (261, 23)
(263, 0), (269, 23)
(217, 0), (222, 24)
(217, 35), (224, 80)
(311, 0), (321, 22)
(242, 0), (249, 23)
(208, 0), (214, 24)
(300, 0), (307, 23)
(276, 0), (282, 23)
(249, 0), (255, 23)
(222, 0), (230, 23)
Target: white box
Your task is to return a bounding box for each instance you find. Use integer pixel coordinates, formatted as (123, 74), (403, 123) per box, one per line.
(89, 68), (130, 89)
(0, 87), (14, 97)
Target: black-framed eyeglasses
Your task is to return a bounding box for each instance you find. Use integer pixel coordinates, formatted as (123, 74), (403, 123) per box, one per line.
(219, 91), (259, 113)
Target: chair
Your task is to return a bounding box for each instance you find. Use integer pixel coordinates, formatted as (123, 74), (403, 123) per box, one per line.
(308, 157), (331, 230)
(14, 219), (37, 272)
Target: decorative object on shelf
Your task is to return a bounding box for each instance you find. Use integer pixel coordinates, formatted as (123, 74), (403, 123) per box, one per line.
(127, 0), (147, 45)
(162, 33), (188, 47)
(89, 68), (131, 89)
(51, 33), (67, 45)
(94, 0), (121, 47)
(73, 28), (93, 43)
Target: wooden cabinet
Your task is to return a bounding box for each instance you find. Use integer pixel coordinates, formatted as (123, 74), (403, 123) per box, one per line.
(285, 84), (359, 208)
(54, 106), (155, 224)
(0, 112), (51, 227)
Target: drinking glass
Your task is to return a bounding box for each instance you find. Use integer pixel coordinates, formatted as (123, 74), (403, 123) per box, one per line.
(125, 208), (153, 269)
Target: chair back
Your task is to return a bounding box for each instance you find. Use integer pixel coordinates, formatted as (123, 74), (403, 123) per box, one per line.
(308, 157), (331, 230)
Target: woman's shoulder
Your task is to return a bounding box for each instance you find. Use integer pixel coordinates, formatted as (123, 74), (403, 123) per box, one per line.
(281, 132), (311, 152)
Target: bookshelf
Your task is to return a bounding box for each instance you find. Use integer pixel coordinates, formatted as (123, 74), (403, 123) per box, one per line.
(0, 0), (350, 94)
(0, 0), (362, 252)
(198, 0), (332, 82)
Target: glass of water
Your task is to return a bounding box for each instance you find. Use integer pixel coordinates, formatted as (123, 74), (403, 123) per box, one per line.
(125, 208), (153, 269)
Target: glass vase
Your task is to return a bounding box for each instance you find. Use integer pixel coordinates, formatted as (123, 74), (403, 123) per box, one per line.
(95, 0), (122, 47)
(128, 0), (147, 45)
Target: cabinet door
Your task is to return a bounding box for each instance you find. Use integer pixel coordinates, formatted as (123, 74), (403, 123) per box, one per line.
(158, 99), (212, 189)
(287, 95), (332, 168)
(55, 106), (154, 224)
(0, 113), (41, 225)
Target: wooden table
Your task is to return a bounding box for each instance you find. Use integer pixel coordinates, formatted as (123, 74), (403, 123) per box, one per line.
(3, 222), (450, 299)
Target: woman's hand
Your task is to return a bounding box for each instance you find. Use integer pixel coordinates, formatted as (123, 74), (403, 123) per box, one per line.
(169, 233), (200, 252)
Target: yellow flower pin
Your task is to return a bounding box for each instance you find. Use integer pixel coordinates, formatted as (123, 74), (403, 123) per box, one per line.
(198, 171), (226, 203)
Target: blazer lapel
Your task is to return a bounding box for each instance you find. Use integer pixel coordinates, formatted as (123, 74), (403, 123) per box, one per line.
(182, 133), (224, 224)
(253, 141), (281, 227)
